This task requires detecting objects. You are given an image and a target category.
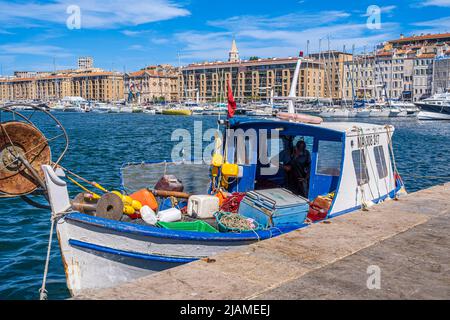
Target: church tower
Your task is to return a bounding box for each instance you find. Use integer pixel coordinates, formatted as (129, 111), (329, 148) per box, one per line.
(228, 38), (240, 62)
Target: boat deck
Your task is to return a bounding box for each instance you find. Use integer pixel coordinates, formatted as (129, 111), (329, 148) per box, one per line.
(74, 183), (450, 300)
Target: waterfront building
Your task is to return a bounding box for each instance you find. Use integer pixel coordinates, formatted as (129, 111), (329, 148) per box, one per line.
(124, 65), (180, 103)
(181, 40), (325, 103)
(308, 51), (353, 100)
(0, 70), (124, 102)
(413, 53), (435, 101)
(70, 71), (124, 102)
(345, 49), (415, 101)
(343, 54), (376, 101)
(387, 33), (450, 50)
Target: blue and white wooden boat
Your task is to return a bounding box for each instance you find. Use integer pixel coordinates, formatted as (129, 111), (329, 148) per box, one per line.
(42, 117), (406, 296)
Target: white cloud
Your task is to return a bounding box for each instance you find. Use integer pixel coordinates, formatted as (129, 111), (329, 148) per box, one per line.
(208, 11), (351, 30)
(122, 30), (144, 37)
(128, 44), (145, 51)
(0, 44), (71, 58)
(419, 0), (450, 7)
(176, 11), (399, 62)
(362, 5), (397, 16)
(0, 0), (190, 29)
(151, 38), (170, 44)
(413, 16), (450, 33)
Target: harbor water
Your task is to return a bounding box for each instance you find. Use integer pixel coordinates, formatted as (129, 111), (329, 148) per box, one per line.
(0, 113), (449, 300)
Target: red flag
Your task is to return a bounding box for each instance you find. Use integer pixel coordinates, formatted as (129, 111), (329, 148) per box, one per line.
(227, 80), (237, 119)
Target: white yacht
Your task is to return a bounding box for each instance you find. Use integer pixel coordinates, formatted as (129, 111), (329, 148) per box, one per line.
(415, 93), (450, 120)
(319, 107), (355, 118)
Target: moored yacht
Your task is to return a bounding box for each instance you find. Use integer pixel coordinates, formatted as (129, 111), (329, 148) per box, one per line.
(415, 92), (450, 120)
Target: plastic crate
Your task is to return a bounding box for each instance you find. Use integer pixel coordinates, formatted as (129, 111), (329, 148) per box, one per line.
(157, 220), (219, 233)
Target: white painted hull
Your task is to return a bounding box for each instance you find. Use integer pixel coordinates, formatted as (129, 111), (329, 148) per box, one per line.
(355, 110), (371, 118)
(369, 109), (391, 117)
(56, 213), (284, 296)
(418, 111), (450, 120)
(319, 109), (354, 118)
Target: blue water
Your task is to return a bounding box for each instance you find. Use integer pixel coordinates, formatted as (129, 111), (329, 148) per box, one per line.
(0, 113), (449, 300)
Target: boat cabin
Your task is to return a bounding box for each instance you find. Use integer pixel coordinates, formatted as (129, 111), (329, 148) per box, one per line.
(218, 118), (400, 217)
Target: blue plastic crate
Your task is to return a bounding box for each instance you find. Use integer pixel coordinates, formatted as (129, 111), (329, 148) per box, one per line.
(238, 188), (309, 228)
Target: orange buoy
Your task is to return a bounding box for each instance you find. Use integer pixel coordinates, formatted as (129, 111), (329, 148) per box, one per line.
(130, 189), (158, 211)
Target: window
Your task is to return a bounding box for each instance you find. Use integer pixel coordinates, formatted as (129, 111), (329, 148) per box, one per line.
(317, 141), (343, 176)
(352, 149), (369, 185)
(374, 146), (388, 179)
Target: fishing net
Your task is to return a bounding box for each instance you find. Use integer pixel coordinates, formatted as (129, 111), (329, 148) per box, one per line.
(120, 161), (212, 195)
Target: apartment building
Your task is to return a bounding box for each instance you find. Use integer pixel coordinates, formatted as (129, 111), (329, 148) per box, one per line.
(343, 54), (376, 100)
(78, 56), (94, 70)
(181, 40), (325, 102)
(413, 53), (435, 101)
(181, 57), (324, 103)
(124, 65), (180, 103)
(432, 55), (450, 94)
(0, 70), (124, 102)
(308, 51), (353, 100)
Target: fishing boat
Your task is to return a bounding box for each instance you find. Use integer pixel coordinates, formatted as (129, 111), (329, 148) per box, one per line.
(0, 103), (406, 297)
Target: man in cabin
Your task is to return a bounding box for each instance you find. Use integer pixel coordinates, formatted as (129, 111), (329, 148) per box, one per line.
(284, 140), (311, 198)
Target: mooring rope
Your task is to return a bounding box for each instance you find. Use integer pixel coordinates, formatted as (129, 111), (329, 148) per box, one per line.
(39, 210), (67, 300)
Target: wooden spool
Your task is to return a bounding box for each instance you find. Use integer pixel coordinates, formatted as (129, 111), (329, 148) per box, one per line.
(71, 192), (124, 221)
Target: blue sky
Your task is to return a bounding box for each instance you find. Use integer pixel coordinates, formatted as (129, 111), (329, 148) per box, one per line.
(0, 0), (450, 75)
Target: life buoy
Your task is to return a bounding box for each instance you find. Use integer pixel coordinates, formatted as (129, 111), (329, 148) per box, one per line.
(277, 112), (323, 124)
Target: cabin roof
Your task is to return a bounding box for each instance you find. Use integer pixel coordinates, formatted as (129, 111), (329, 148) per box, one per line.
(230, 118), (394, 139)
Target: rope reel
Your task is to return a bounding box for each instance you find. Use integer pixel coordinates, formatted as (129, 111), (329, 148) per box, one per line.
(0, 121), (51, 196)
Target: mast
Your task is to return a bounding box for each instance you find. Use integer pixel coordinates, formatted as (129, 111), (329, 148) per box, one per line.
(287, 52), (303, 114)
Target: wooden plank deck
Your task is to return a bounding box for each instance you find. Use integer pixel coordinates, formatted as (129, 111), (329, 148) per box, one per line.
(75, 183), (450, 300)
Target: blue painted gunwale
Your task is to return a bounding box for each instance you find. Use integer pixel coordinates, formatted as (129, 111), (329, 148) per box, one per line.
(69, 239), (198, 263)
(65, 213), (304, 242)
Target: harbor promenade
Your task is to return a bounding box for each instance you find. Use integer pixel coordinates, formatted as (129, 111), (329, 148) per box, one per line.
(75, 183), (450, 300)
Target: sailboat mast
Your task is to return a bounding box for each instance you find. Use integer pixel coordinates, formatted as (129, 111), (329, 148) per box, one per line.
(287, 52), (303, 114)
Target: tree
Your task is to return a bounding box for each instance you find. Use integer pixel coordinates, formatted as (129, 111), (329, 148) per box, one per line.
(249, 56), (260, 61)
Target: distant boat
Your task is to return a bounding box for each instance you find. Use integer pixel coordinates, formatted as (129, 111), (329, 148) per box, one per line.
(415, 93), (450, 120)
(162, 108), (192, 116)
(319, 107), (355, 118)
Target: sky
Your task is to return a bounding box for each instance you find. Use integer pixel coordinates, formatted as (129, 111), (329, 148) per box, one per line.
(0, 0), (450, 75)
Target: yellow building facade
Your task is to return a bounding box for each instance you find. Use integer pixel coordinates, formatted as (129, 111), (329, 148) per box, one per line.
(181, 57), (325, 103)
(0, 71), (124, 102)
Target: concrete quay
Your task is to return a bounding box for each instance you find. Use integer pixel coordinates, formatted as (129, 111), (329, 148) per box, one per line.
(75, 183), (450, 300)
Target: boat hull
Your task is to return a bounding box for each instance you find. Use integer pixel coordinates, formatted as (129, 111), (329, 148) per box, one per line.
(57, 213), (294, 296)
(162, 109), (192, 116)
(417, 110), (450, 120)
(416, 103), (450, 120)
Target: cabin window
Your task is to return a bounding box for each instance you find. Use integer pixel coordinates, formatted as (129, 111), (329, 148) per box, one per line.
(374, 146), (388, 179)
(316, 140), (343, 176)
(352, 149), (369, 185)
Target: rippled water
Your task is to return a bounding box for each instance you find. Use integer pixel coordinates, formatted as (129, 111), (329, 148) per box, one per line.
(0, 112), (448, 300)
